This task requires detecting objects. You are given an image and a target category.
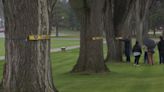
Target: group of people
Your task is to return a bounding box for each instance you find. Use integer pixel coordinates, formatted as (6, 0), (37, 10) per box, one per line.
(119, 36), (164, 65)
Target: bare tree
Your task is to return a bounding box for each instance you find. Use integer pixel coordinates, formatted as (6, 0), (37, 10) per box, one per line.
(135, 0), (154, 44)
(48, 0), (57, 32)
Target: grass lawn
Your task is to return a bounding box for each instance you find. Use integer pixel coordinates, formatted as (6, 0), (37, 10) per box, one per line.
(51, 38), (79, 48)
(0, 38), (79, 56)
(0, 48), (164, 92)
(51, 49), (164, 92)
(0, 38), (4, 56)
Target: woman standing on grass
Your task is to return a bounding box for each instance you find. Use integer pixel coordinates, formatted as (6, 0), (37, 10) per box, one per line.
(132, 41), (142, 65)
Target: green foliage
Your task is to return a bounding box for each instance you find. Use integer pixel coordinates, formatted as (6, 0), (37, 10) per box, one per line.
(150, 1), (164, 29)
(53, 0), (80, 30)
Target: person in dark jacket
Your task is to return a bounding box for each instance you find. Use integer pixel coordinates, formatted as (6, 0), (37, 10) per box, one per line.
(116, 37), (131, 63)
(158, 36), (164, 64)
(124, 38), (131, 63)
(132, 41), (142, 65)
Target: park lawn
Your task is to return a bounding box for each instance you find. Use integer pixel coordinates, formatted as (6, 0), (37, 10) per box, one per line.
(51, 49), (164, 92)
(51, 38), (79, 48)
(0, 38), (79, 56)
(0, 61), (3, 79)
(0, 49), (164, 92)
(0, 38), (4, 56)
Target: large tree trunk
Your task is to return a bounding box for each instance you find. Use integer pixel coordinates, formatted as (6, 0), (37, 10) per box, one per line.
(104, 0), (122, 62)
(105, 0), (134, 62)
(1, 0), (57, 92)
(70, 0), (109, 73)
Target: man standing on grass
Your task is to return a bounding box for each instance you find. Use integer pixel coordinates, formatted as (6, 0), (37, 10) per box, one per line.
(116, 37), (131, 63)
(158, 36), (164, 64)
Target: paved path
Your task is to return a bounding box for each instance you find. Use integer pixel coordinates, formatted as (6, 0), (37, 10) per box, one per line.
(0, 41), (106, 61)
(0, 56), (4, 61)
(0, 33), (4, 38)
(0, 45), (80, 61)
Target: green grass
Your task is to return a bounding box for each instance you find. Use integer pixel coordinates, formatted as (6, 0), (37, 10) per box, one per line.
(49, 49), (164, 92)
(0, 38), (79, 56)
(0, 42), (164, 92)
(51, 38), (79, 48)
(0, 49), (164, 92)
(0, 61), (4, 79)
(0, 38), (4, 56)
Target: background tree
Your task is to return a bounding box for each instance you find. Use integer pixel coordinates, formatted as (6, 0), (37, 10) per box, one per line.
(0, 0), (3, 17)
(149, 0), (164, 36)
(1, 0), (58, 92)
(0, 0), (4, 28)
(134, 0), (154, 44)
(52, 0), (80, 37)
(48, 0), (57, 32)
(70, 0), (109, 73)
(105, 0), (135, 62)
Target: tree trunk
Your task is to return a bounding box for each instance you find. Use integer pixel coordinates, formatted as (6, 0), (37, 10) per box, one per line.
(48, 0), (57, 32)
(135, 0), (154, 45)
(55, 25), (59, 37)
(105, 0), (134, 62)
(143, 15), (149, 38)
(104, 0), (122, 62)
(70, 0), (109, 73)
(1, 0), (57, 92)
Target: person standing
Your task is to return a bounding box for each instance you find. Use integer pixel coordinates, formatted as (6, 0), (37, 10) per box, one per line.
(116, 37), (131, 63)
(143, 46), (148, 64)
(132, 41), (142, 65)
(158, 36), (164, 64)
(143, 38), (156, 65)
(147, 47), (155, 65)
(124, 38), (131, 63)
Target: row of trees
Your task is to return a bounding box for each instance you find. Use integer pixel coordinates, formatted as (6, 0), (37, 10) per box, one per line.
(50, 0), (80, 34)
(0, 0), (161, 92)
(149, 0), (164, 33)
(70, 0), (155, 73)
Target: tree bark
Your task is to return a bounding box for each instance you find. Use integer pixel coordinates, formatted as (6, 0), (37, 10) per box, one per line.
(104, 0), (122, 62)
(55, 24), (59, 37)
(105, 0), (134, 62)
(1, 0), (58, 92)
(70, 0), (109, 73)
